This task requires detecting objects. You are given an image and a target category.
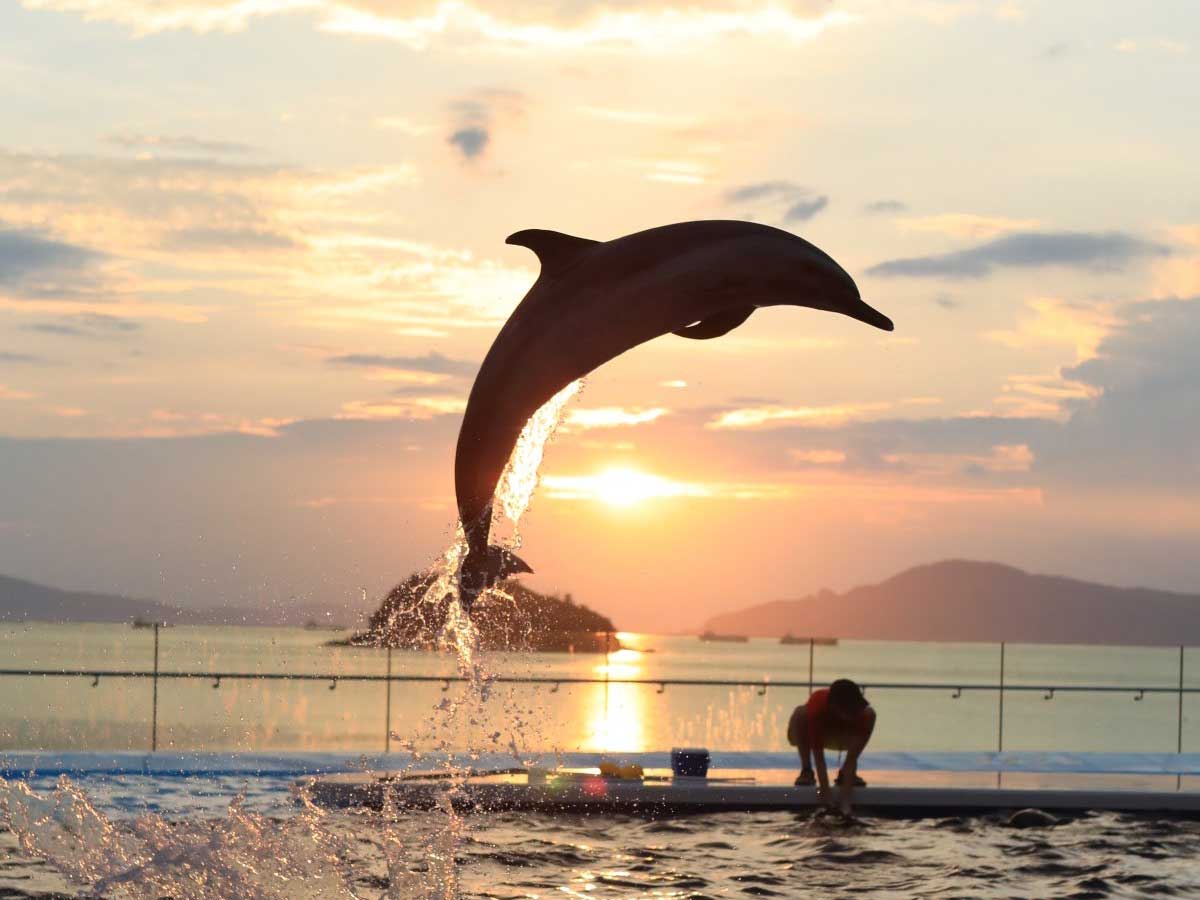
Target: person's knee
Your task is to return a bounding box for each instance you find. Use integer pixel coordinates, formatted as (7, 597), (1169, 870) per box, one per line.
(786, 706), (807, 746)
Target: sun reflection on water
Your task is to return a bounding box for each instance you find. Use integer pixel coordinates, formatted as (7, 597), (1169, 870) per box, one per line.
(586, 645), (647, 752)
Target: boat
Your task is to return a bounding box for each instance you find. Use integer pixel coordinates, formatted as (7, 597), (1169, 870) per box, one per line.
(699, 631), (748, 643)
(780, 634), (838, 646)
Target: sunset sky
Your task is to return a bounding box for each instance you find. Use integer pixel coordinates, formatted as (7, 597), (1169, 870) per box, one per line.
(1, 0), (1197, 632)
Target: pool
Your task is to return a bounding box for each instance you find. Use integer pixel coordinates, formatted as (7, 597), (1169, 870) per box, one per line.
(5, 752), (1200, 898)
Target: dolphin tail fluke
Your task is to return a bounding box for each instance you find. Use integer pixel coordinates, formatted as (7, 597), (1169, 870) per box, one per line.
(459, 545), (534, 613)
(487, 545), (534, 579)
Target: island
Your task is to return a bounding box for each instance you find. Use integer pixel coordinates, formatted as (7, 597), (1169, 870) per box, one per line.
(340, 571), (618, 653)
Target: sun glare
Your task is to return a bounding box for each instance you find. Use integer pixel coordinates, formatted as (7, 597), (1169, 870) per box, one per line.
(580, 467), (704, 507)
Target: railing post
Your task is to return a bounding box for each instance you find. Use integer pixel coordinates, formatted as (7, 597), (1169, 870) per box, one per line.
(384, 646), (392, 754)
(1178, 646), (1186, 754)
(1178, 645), (1185, 791)
(997, 642), (1005, 752)
(808, 638), (814, 695)
(604, 631), (611, 720)
(151, 622), (160, 753)
(996, 642), (1005, 788)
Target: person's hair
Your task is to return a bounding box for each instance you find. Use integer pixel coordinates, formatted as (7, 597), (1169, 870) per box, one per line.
(828, 678), (868, 713)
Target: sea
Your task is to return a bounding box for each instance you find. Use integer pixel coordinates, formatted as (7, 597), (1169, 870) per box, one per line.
(3, 623), (1198, 755)
(3, 623), (1200, 899)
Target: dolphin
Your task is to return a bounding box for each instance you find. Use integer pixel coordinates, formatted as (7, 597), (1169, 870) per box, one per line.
(454, 219), (893, 609)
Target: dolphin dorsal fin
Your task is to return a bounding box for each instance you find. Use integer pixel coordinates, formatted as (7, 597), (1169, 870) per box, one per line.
(506, 229), (599, 278)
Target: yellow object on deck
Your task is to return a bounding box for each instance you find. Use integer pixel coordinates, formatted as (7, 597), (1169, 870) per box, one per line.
(599, 761), (644, 780)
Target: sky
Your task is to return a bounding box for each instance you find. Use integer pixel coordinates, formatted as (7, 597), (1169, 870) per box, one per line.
(0, 0), (1198, 632)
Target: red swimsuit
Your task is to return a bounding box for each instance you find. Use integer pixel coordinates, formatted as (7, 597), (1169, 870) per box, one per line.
(805, 687), (872, 752)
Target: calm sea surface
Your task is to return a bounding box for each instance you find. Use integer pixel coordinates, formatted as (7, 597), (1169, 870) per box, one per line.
(3, 623), (1198, 755)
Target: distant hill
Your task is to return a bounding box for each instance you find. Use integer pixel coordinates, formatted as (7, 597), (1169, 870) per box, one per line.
(0, 573), (361, 628)
(702, 560), (1200, 646)
(346, 573), (617, 653)
(0, 574), (184, 625)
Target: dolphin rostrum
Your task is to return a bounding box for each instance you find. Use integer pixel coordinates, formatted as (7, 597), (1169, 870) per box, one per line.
(454, 219), (893, 609)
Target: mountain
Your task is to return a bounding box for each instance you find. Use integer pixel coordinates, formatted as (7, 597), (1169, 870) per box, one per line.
(0, 573), (363, 627)
(702, 560), (1200, 646)
(0, 574), (186, 624)
(345, 573), (617, 653)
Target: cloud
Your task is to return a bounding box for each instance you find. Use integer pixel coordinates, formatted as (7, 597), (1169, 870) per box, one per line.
(725, 180), (829, 225)
(708, 402), (891, 430)
(1032, 298), (1200, 488)
(1037, 41), (1070, 60)
(725, 181), (798, 204)
(21, 0), (851, 48)
(0, 225), (105, 299)
(447, 90), (522, 162)
(541, 468), (791, 504)
(0, 351), (49, 364)
(862, 199), (907, 214)
(579, 106), (700, 127)
(867, 231), (1170, 279)
(785, 196), (829, 222)
(0, 384), (34, 399)
(987, 297), (1116, 359)
(449, 127), (489, 160)
(336, 396), (466, 420)
(107, 133), (256, 155)
(564, 407), (669, 429)
(22, 313), (142, 338)
(160, 226), (299, 252)
(897, 213), (1040, 240)
(326, 351), (476, 377)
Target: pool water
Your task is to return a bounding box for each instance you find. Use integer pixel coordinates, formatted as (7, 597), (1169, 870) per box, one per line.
(4, 771), (1200, 899)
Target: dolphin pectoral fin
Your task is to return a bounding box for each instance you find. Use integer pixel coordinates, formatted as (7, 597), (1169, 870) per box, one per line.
(506, 229), (600, 278)
(672, 305), (755, 340)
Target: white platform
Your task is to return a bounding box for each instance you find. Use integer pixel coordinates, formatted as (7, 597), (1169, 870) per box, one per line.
(299, 768), (1200, 817)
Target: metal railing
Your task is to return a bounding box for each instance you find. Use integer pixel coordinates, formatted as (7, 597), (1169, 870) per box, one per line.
(1, 630), (1192, 756)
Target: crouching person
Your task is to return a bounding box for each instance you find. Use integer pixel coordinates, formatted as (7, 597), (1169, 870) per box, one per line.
(787, 678), (876, 814)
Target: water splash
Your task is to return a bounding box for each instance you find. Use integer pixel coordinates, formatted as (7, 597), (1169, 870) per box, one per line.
(0, 776), (363, 899)
(0, 382), (581, 900)
(491, 379), (582, 550)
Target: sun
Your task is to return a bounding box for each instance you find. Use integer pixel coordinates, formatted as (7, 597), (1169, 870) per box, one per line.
(591, 467), (680, 507)
(540, 467), (708, 507)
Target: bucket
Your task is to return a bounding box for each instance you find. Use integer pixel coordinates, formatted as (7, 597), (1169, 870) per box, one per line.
(670, 747), (710, 778)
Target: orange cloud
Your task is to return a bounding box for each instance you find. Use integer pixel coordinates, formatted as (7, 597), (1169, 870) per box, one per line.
(897, 213), (1039, 240)
(987, 297), (1116, 360)
(336, 396), (465, 420)
(541, 467), (792, 505)
(565, 407), (669, 429)
(707, 402), (890, 430)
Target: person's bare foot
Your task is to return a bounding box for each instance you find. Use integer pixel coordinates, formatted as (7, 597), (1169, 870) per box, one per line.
(835, 768), (866, 787)
(794, 768), (815, 786)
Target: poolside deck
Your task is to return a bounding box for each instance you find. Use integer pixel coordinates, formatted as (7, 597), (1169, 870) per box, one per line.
(300, 768), (1200, 817)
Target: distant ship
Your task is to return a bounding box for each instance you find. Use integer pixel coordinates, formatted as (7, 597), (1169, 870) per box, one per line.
(699, 630), (749, 643)
(781, 634), (837, 646)
(304, 620), (347, 631)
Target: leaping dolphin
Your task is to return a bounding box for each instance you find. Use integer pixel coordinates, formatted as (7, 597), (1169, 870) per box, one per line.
(454, 219), (893, 609)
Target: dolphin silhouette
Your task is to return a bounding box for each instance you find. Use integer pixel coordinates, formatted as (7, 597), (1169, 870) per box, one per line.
(454, 219), (893, 609)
